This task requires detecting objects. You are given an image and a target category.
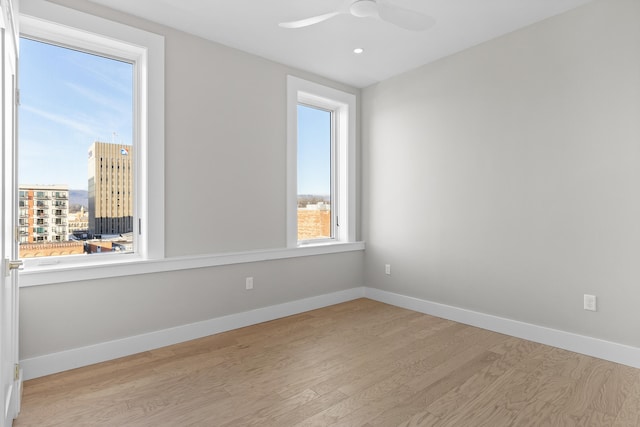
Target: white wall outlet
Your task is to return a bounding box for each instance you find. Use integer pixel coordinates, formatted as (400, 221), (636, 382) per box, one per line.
(245, 277), (254, 290)
(584, 294), (596, 311)
(385, 264), (391, 275)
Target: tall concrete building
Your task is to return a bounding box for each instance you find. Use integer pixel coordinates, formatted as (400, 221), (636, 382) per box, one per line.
(18, 184), (69, 243)
(88, 141), (133, 235)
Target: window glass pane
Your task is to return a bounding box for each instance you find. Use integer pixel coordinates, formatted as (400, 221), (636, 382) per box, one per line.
(18, 37), (134, 258)
(297, 104), (332, 241)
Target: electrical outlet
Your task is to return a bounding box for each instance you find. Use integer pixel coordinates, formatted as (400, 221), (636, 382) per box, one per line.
(246, 277), (254, 290)
(584, 294), (596, 311)
(385, 264), (391, 275)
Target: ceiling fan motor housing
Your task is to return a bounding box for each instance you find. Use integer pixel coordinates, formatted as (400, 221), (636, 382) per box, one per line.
(350, 0), (379, 18)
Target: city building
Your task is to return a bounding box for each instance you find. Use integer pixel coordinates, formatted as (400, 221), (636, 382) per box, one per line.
(68, 206), (89, 236)
(88, 141), (134, 235)
(297, 202), (331, 240)
(18, 184), (69, 244)
(19, 241), (84, 258)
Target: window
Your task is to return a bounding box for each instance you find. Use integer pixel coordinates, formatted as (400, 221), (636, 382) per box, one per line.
(297, 104), (333, 241)
(287, 76), (356, 247)
(19, 2), (164, 275)
(19, 34), (134, 259)
(19, 34), (134, 260)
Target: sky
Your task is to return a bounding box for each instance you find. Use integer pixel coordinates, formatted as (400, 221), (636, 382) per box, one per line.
(18, 37), (133, 190)
(297, 104), (331, 196)
(19, 37), (331, 196)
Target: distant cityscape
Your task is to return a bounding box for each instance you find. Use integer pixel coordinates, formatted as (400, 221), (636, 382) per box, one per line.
(297, 194), (332, 240)
(19, 141), (134, 258)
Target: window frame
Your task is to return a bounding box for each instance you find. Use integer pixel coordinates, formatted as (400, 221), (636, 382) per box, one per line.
(286, 76), (356, 248)
(18, 1), (164, 276)
(296, 102), (336, 244)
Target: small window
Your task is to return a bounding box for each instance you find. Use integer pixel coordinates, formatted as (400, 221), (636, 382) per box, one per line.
(297, 104), (333, 241)
(287, 76), (356, 247)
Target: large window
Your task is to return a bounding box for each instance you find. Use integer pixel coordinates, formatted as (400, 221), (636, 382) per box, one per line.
(287, 76), (356, 247)
(18, 2), (164, 276)
(19, 38), (134, 258)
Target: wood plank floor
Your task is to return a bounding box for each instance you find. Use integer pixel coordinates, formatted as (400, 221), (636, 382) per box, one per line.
(15, 299), (640, 426)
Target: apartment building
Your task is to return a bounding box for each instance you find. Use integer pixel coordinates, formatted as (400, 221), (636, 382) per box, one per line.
(18, 184), (69, 244)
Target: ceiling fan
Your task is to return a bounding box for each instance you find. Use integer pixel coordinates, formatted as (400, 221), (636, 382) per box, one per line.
(279, 0), (435, 32)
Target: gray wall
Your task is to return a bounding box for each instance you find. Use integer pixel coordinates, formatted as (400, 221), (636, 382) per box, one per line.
(21, 253), (363, 356)
(363, 0), (640, 347)
(20, 0), (363, 359)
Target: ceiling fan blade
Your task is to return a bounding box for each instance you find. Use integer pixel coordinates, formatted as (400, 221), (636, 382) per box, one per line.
(377, 3), (435, 31)
(279, 11), (343, 29)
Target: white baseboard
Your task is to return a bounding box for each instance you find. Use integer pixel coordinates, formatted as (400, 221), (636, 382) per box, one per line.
(20, 287), (366, 380)
(365, 287), (640, 369)
(21, 286), (640, 380)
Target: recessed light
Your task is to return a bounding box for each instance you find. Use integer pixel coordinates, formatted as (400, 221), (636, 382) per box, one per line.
(353, 48), (364, 54)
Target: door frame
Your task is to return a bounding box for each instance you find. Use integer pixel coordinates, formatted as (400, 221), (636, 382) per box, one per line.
(0, 0), (21, 425)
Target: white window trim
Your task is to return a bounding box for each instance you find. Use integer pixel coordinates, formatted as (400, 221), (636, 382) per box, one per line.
(286, 76), (356, 248)
(18, 0), (164, 276)
(20, 241), (365, 287)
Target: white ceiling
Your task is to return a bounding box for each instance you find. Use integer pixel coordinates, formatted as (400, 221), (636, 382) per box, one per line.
(87, 0), (594, 88)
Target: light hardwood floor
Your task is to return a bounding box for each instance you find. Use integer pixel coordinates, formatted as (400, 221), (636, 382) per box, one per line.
(15, 299), (640, 426)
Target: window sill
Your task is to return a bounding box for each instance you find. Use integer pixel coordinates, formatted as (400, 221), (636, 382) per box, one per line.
(19, 241), (365, 287)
